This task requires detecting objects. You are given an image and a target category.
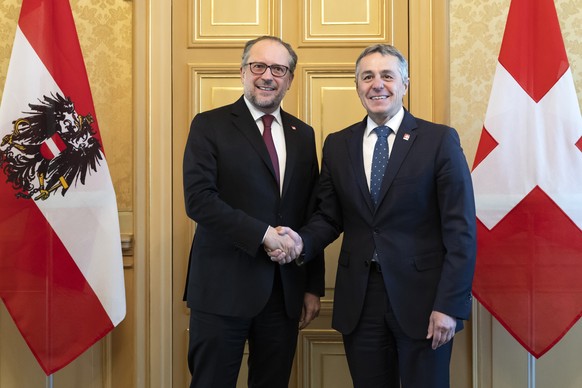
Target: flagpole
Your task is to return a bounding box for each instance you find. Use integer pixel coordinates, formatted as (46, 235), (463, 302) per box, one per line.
(527, 353), (535, 388)
(46, 374), (53, 388)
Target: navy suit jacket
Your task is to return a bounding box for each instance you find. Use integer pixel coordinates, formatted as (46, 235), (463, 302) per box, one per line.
(183, 96), (324, 319)
(301, 110), (476, 339)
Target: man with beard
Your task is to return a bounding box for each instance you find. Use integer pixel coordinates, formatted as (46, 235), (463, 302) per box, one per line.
(182, 36), (324, 388)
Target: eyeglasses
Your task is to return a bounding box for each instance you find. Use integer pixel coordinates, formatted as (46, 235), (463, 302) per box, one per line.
(246, 62), (290, 77)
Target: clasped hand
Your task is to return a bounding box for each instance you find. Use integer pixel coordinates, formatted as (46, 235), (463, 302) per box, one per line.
(264, 226), (303, 265)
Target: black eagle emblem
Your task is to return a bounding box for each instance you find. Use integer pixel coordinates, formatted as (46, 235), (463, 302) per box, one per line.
(0, 93), (103, 200)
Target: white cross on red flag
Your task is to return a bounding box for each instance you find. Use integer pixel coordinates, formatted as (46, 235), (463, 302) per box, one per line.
(0, 0), (125, 374)
(471, 0), (582, 358)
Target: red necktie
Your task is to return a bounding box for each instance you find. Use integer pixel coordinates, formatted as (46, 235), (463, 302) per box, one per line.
(261, 114), (280, 185)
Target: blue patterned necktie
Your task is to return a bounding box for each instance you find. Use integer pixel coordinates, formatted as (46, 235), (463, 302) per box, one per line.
(370, 125), (391, 206)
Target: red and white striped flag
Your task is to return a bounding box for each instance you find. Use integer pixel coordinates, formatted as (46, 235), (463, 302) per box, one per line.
(0, 0), (125, 374)
(471, 0), (582, 358)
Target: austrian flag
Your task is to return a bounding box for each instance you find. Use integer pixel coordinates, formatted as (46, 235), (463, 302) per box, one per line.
(471, 0), (582, 358)
(0, 0), (125, 374)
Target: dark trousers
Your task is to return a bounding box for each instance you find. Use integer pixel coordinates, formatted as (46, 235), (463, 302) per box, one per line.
(342, 267), (453, 388)
(188, 268), (298, 388)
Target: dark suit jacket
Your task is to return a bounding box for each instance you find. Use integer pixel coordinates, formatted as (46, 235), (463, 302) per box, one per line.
(183, 96), (324, 320)
(301, 110), (476, 339)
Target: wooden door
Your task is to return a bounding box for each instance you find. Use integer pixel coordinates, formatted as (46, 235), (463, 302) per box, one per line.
(171, 1), (470, 387)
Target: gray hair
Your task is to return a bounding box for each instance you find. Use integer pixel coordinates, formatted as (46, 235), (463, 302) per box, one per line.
(355, 44), (409, 82)
(241, 36), (298, 74)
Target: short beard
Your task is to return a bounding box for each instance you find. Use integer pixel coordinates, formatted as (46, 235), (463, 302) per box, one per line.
(245, 91), (284, 112)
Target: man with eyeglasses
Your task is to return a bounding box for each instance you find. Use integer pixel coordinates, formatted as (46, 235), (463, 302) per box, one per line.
(182, 36), (324, 388)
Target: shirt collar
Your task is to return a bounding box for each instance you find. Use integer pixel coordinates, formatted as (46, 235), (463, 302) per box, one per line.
(364, 107), (405, 138)
(243, 96), (283, 126)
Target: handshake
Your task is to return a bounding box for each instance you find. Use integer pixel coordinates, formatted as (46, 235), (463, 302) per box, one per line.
(264, 226), (303, 265)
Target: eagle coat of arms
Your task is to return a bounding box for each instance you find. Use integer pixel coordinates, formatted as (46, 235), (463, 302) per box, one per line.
(0, 93), (102, 201)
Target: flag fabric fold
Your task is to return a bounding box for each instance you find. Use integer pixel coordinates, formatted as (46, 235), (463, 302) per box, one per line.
(0, 0), (125, 374)
(471, 0), (582, 358)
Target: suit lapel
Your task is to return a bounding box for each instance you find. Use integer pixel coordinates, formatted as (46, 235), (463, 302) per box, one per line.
(230, 97), (280, 186)
(346, 119), (376, 213)
(376, 110), (418, 208)
(280, 110), (298, 198)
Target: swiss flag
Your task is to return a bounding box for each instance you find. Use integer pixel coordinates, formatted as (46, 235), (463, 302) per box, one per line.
(471, 0), (582, 358)
(0, 0), (125, 374)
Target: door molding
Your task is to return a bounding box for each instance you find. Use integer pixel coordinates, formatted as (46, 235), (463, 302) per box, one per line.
(408, 0), (450, 124)
(134, 0), (173, 387)
(134, 1), (454, 387)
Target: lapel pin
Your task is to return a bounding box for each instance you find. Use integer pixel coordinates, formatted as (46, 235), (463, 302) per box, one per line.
(291, 126), (297, 130)
(403, 133), (410, 141)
